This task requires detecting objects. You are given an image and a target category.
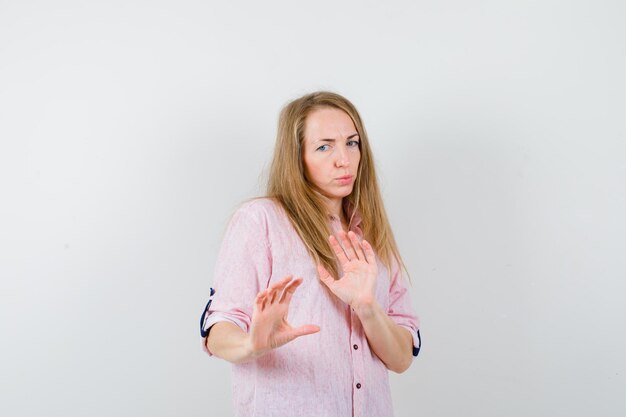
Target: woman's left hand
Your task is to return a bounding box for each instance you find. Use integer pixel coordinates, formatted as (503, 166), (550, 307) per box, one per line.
(317, 230), (378, 310)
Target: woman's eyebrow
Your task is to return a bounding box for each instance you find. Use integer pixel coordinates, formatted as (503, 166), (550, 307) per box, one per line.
(315, 133), (359, 143)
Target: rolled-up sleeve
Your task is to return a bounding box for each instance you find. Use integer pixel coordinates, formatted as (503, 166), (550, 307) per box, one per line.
(201, 202), (272, 355)
(387, 263), (421, 357)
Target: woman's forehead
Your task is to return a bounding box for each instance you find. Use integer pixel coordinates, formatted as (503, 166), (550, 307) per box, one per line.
(303, 107), (357, 143)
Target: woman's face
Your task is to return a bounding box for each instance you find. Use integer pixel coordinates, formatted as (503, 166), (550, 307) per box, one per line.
(302, 107), (361, 204)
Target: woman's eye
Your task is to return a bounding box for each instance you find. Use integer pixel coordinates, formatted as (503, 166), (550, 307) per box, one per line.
(316, 144), (330, 152)
(347, 140), (360, 147)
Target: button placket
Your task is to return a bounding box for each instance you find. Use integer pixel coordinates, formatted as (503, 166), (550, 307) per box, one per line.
(350, 308), (366, 410)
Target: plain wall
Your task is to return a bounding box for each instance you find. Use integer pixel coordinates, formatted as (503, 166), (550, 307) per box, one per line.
(1, 0), (625, 416)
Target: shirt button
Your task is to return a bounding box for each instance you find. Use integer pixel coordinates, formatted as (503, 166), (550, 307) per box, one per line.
(353, 344), (358, 350)
(356, 383), (362, 389)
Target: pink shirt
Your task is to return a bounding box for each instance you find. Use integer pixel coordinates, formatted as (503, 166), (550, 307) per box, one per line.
(202, 198), (420, 417)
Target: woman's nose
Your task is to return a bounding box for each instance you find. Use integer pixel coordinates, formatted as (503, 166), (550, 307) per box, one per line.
(335, 145), (349, 167)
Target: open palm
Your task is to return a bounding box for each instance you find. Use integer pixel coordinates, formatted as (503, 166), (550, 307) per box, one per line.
(318, 230), (378, 309)
(248, 275), (320, 358)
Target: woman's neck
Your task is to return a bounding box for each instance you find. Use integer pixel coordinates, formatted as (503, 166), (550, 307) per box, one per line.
(327, 198), (342, 218)
(325, 197), (348, 226)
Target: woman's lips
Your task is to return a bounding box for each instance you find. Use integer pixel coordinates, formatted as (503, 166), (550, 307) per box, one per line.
(335, 175), (353, 185)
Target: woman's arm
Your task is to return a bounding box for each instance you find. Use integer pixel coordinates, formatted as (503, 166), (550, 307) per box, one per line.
(206, 276), (320, 364)
(206, 321), (254, 364)
(318, 231), (414, 373)
(352, 298), (414, 373)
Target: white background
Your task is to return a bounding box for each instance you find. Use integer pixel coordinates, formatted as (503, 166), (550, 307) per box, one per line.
(1, 1), (625, 416)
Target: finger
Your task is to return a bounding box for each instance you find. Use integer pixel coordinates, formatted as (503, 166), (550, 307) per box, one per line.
(268, 286), (280, 304)
(280, 276), (303, 304)
(338, 230), (359, 261)
(348, 231), (365, 261)
(329, 234), (350, 265)
(254, 292), (263, 313)
(268, 275), (292, 303)
(270, 275), (293, 303)
(290, 324), (321, 339)
(362, 239), (375, 264)
(269, 275), (292, 292)
(317, 264), (335, 288)
(256, 290), (268, 312)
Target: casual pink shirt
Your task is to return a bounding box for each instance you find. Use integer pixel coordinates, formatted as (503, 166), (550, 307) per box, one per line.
(202, 198), (420, 417)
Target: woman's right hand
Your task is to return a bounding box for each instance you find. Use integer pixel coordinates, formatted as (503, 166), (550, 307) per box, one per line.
(246, 275), (320, 359)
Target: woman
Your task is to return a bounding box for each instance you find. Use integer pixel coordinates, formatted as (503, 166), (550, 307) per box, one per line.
(200, 91), (420, 417)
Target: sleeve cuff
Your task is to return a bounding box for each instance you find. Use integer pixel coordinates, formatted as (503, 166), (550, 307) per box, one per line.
(201, 313), (249, 356)
(412, 329), (421, 357)
(398, 325), (421, 357)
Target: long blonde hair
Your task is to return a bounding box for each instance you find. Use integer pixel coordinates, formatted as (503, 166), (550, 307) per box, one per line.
(267, 91), (406, 280)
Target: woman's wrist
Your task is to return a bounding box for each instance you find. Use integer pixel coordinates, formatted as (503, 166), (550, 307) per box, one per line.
(238, 335), (255, 362)
(351, 296), (380, 320)
(208, 323), (268, 364)
(240, 333), (269, 362)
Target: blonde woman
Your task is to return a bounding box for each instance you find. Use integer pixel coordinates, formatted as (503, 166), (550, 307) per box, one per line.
(200, 91), (420, 417)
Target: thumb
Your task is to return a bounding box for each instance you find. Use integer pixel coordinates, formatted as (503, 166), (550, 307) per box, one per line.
(317, 264), (334, 288)
(290, 324), (321, 339)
